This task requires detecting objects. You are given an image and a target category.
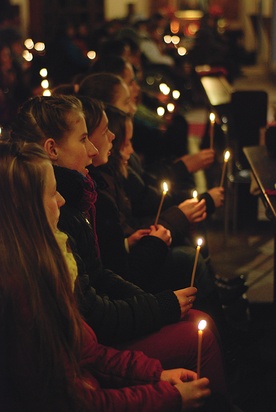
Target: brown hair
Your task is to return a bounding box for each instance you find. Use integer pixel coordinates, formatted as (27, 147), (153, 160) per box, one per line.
(10, 95), (84, 145)
(77, 95), (105, 136)
(0, 140), (88, 410)
(78, 72), (125, 106)
(105, 105), (132, 178)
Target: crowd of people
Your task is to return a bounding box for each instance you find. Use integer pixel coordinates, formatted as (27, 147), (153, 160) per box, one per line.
(0, 4), (250, 411)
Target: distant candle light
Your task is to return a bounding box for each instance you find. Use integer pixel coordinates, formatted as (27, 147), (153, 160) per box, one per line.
(24, 38), (34, 49)
(41, 79), (49, 89)
(40, 68), (48, 77)
(87, 50), (97, 60)
(159, 83), (170, 95)
(164, 35), (172, 44)
(167, 103), (175, 112)
(177, 46), (187, 56)
(157, 107), (165, 117)
(43, 89), (51, 96)
(34, 42), (45, 52)
(172, 90), (180, 100)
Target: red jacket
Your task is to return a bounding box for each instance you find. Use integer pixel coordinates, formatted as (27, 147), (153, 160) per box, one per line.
(1, 313), (182, 412)
(74, 321), (182, 411)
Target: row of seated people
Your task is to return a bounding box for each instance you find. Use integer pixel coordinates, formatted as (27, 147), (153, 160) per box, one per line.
(1, 13), (247, 409)
(0, 92), (244, 410)
(1, 75), (245, 410)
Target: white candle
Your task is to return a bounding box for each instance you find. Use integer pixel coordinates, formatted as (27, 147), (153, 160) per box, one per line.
(220, 150), (230, 186)
(190, 238), (203, 287)
(192, 190), (198, 201)
(154, 182), (169, 226)
(209, 113), (215, 149)
(197, 319), (207, 378)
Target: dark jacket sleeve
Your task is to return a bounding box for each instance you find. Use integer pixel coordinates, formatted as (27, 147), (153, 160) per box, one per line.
(76, 271), (180, 345)
(95, 186), (170, 288)
(199, 192), (216, 215)
(59, 206), (181, 346)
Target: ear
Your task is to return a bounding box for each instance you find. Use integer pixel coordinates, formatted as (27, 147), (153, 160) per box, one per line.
(44, 138), (58, 161)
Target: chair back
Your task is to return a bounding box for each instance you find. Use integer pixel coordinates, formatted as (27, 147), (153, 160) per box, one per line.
(229, 90), (268, 168)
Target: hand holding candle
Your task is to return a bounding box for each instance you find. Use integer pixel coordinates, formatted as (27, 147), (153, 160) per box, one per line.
(154, 181), (168, 226)
(209, 112), (215, 149)
(197, 319), (207, 378)
(220, 150), (230, 186)
(190, 238), (203, 287)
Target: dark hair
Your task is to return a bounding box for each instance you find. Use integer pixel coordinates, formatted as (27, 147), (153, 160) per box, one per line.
(51, 83), (76, 96)
(78, 95), (105, 135)
(78, 72), (125, 106)
(98, 38), (129, 58)
(90, 55), (127, 76)
(104, 105), (132, 177)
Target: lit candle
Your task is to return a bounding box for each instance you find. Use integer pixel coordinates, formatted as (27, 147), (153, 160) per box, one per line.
(190, 238), (203, 287)
(220, 150), (230, 186)
(209, 112), (215, 149)
(197, 319), (207, 378)
(154, 181), (169, 226)
(192, 190), (198, 201)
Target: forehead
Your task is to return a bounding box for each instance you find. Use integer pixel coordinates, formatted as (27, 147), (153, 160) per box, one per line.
(123, 63), (134, 82)
(117, 82), (130, 98)
(125, 117), (133, 137)
(66, 110), (85, 125)
(43, 161), (56, 188)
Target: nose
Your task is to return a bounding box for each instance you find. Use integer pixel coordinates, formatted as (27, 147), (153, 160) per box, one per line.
(109, 129), (115, 142)
(129, 141), (134, 155)
(87, 140), (99, 157)
(57, 191), (65, 207)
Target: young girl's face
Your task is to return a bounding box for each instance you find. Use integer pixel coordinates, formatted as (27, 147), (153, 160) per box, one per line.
(89, 111), (115, 167)
(54, 112), (98, 176)
(43, 161), (65, 231)
(120, 118), (134, 164)
(122, 62), (140, 114)
(113, 83), (131, 114)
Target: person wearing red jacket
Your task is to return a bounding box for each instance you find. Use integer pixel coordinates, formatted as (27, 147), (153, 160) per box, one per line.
(0, 139), (221, 412)
(10, 95), (240, 410)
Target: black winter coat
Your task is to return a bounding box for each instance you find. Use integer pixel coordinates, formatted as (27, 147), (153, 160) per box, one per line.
(54, 166), (181, 345)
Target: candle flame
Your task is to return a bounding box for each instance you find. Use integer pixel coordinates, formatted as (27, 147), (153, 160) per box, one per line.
(192, 190), (198, 199)
(209, 112), (215, 122)
(162, 181), (169, 193)
(198, 319), (207, 330)
(197, 238), (203, 247)
(224, 150), (230, 161)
